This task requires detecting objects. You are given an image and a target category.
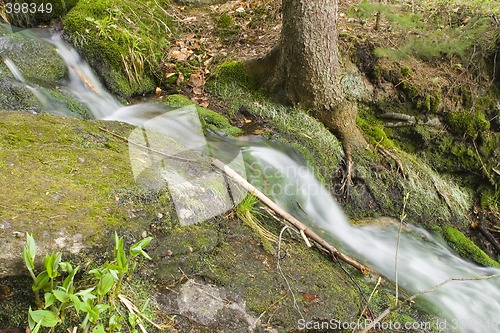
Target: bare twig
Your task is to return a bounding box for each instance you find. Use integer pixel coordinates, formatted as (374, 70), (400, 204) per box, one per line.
(211, 158), (376, 275)
(395, 192), (410, 306)
(360, 274), (500, 333)
(277, 226), (304, 320)
(353, 276), (382, 333)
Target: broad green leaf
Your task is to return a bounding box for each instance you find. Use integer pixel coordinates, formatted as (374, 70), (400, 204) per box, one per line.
(69, 294), (83, 313)
(96, 303), (110, 314)
(88, 268), (103, 278)
(26, 233), (36, 262)
(58, 261), (73, 273)
(108, 268), (119, 280)
(108, 314), (123, 330)
(53, 289), (68, 303)
(44, 252), (61, 279)
(28, 308), (60, 327)
(44, 292), (56, 309)
(97, 272), (115, 296)
(114, 233), (128, 272)
(23, 233), (36, 271)
(92, 324), (106, 333)
(87, 304), (101, 323)
(63, 265), (79, 291)
(130, 237), (153, 259)
(33, 271), (49, 291)
(76, 287), (97, 302)
(28, 307), (36, 330)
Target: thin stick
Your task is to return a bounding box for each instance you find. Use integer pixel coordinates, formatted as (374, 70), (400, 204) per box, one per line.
(360, 274), (500, 333)
(353, 276), (382, 333)
(395, 192), (409, 306)
(277, 226), (304, 320)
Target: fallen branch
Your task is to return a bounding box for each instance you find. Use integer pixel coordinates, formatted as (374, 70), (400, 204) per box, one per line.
(99, 127), (376, 275)
(210, 158), (375, 275)
(472, 222), (500, 257)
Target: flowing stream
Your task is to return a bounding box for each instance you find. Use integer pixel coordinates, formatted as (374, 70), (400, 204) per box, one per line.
(4, 30), (500, 333)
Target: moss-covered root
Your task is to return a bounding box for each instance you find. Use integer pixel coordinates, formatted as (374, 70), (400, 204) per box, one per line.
(442, 226), (500, 268)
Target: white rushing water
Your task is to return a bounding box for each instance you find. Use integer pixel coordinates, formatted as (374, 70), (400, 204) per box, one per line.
(242, 144), (500, 333)
(5, 30), (500, 332)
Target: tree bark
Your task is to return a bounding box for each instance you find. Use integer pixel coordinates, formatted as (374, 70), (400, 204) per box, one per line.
(246, 0), (368, 186)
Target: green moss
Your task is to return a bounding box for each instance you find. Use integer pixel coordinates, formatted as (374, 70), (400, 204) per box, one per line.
(0, 112), (150, 241)
(423, 93), (440, 112)
(164, 94), (242, 136)
(0, 35), (66, 86)
(442, 226), (500, 268)
(356, 109), (396, 149)
(214, 13), (240, 42)
(63, 0), (174, 97)
(210, 61), (260, 92)
(479, 187), (499, 210)
(401, 65), (412, 77)
(401, 81), (419, 99)
(445, 110), (490, 138)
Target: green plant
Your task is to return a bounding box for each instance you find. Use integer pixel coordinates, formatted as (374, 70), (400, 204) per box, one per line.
(22, 232), (154, 333)
(236, 195), (277, 254)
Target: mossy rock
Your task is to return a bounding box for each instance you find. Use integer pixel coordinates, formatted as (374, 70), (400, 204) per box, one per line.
(445, 110), (490, 138)
(0, 33), (66, 86)
(63, 0), (174, 97)
(164, 94), (243, 136)
(210, 61), (260, 92)
(442, 226), (500, 268)
(0, 111), (159, 278)
(0, 78), (43, 112)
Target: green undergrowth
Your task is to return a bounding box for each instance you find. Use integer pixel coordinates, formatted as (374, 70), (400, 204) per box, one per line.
(208, 61), (344, 184)
(442, 226), (500, 267)
(164, 94), (243, 137)
(63, 0), (175, 97)
(353, 0), (498, 64)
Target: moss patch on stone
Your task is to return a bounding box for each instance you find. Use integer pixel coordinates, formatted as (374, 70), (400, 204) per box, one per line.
(164, 94), (243, 136)
(63, 0), (174, 97)
(442, 226), (500, 268)
(0, 35), (66, 86)
(0, 112), (160, 276)
(445, 110), (490, 138)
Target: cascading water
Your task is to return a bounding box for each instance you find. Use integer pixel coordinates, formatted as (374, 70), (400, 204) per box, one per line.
(240, 143), (500, 333)
(5, 29), (500, 332)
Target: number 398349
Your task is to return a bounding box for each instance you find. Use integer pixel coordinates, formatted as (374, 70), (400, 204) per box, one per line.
(5, 3), (53, 14)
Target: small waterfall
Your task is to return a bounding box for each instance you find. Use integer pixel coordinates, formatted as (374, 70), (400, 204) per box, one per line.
(47, 35), (122, 119)
(242, 143), (500, 333)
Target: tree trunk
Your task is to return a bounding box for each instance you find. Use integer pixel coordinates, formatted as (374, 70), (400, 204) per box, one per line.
(246, 0), (368, 185)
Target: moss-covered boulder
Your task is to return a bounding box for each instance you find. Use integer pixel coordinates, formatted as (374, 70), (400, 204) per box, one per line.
(0, 29), (93, 118)
(442, 226), (500, 268)
(0, 111), (439, 332)
(0, 30), (66, 86)
(0, 112), (144, 277)
(62, 0), (174, 98)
